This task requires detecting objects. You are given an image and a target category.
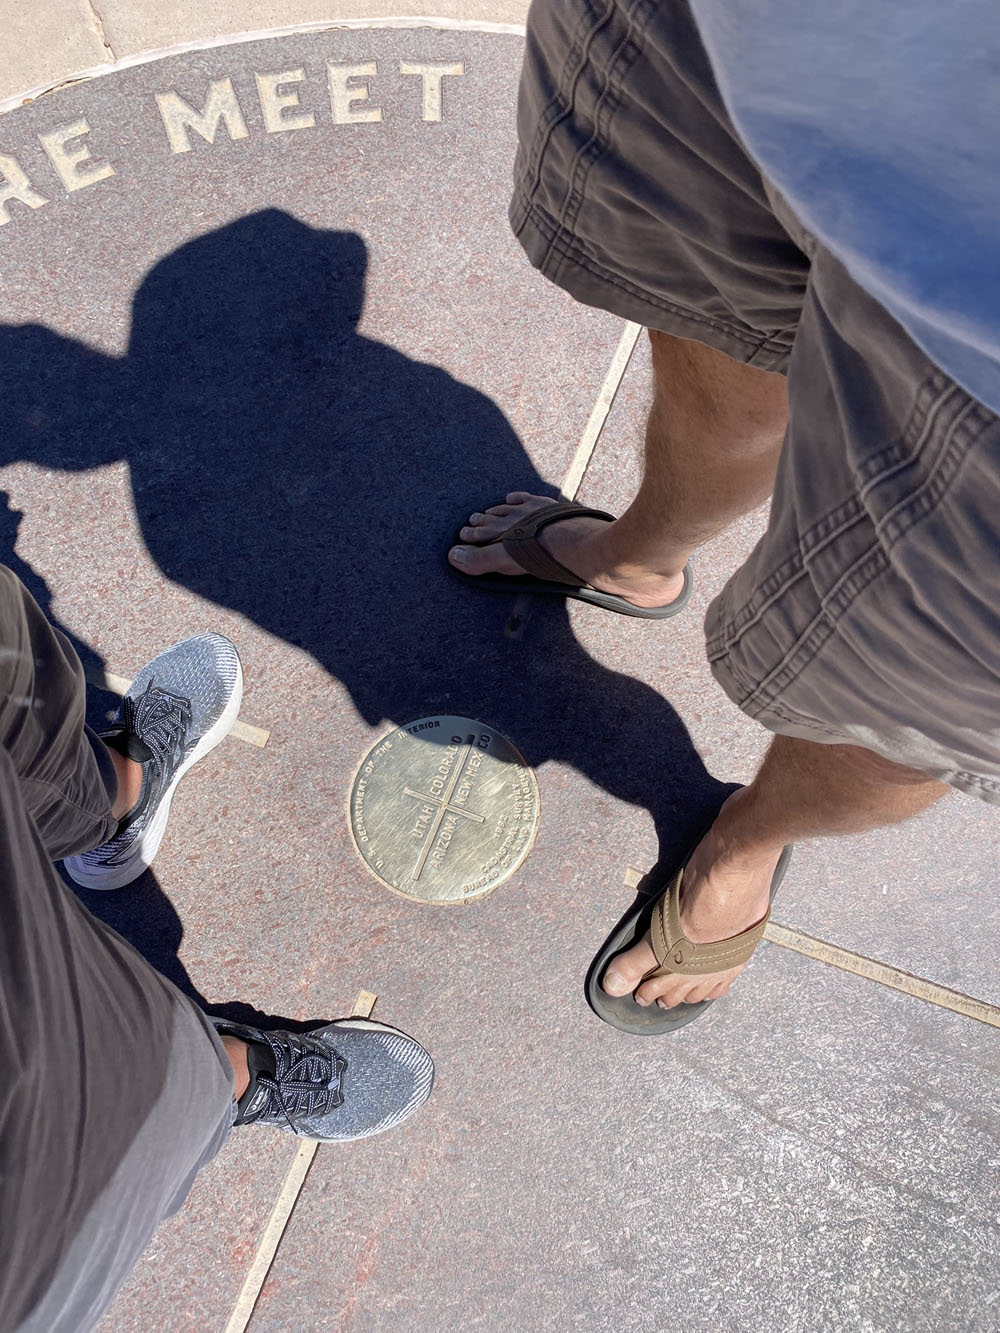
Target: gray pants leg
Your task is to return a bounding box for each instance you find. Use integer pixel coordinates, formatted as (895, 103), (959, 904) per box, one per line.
(0, 566), (236, 1333)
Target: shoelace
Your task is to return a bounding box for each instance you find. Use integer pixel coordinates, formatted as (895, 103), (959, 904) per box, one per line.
(83, 681), (195, 865)
(254, 1034), (347, 1131)
(122, 680), (193, 782)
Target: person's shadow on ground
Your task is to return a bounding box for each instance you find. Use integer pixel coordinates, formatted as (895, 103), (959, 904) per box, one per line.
(0, 208), (731, 1010)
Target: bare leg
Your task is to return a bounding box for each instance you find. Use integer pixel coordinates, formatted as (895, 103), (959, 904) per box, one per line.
(449, 330), (788, 608)
(106, 746), (143, 820)
(220, 1035), (250, 1099)
(603, 737), (950, 1006)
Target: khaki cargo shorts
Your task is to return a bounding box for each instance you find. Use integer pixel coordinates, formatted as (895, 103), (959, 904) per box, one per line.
(510, 0), (1000, 803)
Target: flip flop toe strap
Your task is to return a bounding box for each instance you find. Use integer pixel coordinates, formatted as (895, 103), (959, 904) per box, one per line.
(499, 502), (615, 586)
(645, 869), (770, 979)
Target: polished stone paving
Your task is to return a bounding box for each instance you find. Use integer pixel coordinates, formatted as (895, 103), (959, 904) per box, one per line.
(0, 21), (997, 1333)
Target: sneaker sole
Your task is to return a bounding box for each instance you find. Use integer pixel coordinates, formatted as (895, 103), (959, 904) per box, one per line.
(65, 654), (244, 891)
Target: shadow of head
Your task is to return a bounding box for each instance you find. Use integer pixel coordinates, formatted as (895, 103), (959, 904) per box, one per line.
(132, 208), (367, 355)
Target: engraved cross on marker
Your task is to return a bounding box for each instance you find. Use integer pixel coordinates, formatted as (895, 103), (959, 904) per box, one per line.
(404, 734), (485, 881)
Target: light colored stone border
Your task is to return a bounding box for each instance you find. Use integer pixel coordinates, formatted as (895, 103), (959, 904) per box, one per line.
(0, 17), (525, 117)
(224, 1138), (320, 1333)
(764, 921), (1000, 1030)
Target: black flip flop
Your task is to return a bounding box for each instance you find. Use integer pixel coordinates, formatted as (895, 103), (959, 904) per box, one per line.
(448, 500), (692, 620)
(585, 845), (793, 1035)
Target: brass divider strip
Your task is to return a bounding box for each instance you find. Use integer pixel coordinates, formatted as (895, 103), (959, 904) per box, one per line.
(762, 921), (1000, 1030)
(623, 865), (1000, 1028)
(559, 320), (642, 501)
(505, 319), (642, 638)
(223, 1139), (319, 1333)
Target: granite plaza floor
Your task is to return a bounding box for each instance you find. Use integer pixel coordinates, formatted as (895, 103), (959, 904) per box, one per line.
(1, 8), (998, 1332)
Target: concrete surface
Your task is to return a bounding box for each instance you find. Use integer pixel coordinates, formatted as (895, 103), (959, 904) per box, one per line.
(0, 0), (111, 101)
(98, 2), (530, 60)
(252, 956), (1000, 1331)
(0, 3), (529, 103)
(0, 9), (997, 1333)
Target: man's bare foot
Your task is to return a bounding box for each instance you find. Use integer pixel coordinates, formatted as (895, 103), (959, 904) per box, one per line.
(448, 492), (686, 611)
(602, 792), (783, 1008)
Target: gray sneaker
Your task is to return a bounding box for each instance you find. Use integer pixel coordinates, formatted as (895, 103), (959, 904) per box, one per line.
(213, 1017), (434, 1142)
(64, 633), (243, 891)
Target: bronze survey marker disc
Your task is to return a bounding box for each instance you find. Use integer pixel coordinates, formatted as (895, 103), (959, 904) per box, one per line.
(350, 717), (539, 904)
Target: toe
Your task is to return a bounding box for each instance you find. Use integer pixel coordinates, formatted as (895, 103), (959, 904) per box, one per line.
(450, 493), (565, 578)
(602, 932), (658, 997)
(635, 975), (686, 1007)
(458, 510), (503, 543)
(449, 543), (496, 574)
(456, 499), (534, 547)
(458, 493), (558, 546)
(654, 976), (732, 1009)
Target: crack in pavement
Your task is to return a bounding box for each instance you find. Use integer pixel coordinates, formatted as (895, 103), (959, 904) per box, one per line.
(84, 0), (116, 61)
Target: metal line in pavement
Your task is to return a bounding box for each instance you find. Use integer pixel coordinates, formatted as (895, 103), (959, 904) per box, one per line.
(623, 865), (1000, 1029)
(559, 320), (642, 502)
(504, 319), (642, 638)
(763, 921), (1000, 1030)
(223, 1139), (319, 1333)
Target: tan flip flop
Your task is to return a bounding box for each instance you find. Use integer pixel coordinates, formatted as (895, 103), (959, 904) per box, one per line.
(586, 845), (792, 1034)
(449, 500), (692, 620)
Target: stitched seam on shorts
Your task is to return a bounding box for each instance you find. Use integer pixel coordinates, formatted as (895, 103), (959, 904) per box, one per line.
(758, 697), (845, 737)
(558, 0), (653, 239)
(514, 198), (788, 354)
(707, 600), (834, 711)
(708, 522), (889, 701)
(704, 501), (874, 653)
(870, 393), (992, 549)
(731, 540), (891, 714)
(952, 771), (1000, 798)
(840, 372), (994, 552)
(706, 485), (882, 655)
(710, 382), (997, 721)
(524, 0), (620, 266)
(521, 1), (609, 193)
(723, 703), (1000, 798)
(705, 549), (809, 657)
(716, 376), (988, 655)
(852, 373), (952, 489)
